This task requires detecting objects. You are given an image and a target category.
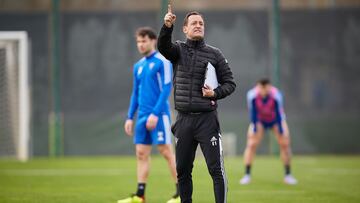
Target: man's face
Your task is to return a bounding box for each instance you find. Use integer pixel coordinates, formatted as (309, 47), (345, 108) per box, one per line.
(183, 15), (205, 40)
(258, 84), (271, 97)
(136, 35), (156, 56)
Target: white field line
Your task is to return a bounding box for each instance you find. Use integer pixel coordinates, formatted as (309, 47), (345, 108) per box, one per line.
(230, 190), (305, 194)
(0, 168), (130, 176)
(312, 168), (360, 175)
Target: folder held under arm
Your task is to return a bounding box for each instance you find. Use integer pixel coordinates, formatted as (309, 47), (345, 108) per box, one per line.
(204, 62), (219, 89)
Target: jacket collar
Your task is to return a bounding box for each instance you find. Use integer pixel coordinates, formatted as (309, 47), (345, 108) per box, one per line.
(186, 38), (205, 48)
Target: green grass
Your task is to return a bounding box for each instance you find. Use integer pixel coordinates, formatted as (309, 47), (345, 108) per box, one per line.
(0, 156), (359, 203)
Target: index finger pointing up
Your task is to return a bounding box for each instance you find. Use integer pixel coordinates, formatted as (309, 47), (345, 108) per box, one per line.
(168, 4), (172, 14)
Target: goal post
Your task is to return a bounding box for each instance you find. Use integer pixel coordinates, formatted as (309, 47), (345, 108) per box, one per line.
(0, 31), (30, 161)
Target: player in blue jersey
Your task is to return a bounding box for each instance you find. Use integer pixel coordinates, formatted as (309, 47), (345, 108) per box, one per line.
(239, 78), (298, 185)
(117, 27), (179, 203)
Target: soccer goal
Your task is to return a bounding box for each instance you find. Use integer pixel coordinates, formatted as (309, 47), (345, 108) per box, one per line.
(0, 31), (30, 161)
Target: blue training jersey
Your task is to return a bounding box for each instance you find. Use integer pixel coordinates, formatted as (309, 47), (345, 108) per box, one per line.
(127, 51), (172, 119)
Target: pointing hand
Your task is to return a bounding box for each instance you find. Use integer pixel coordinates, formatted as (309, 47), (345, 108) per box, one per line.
(164, 4), (176, 28)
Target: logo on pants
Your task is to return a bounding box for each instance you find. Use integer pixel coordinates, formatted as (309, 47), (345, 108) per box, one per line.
(211, 136), (217, 146)
(158, 132), (164, 141)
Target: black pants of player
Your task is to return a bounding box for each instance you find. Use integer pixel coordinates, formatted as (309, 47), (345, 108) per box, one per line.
(172, 111), (227, 203)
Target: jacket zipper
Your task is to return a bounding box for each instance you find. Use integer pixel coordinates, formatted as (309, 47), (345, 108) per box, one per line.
(189, 49), (197, 110)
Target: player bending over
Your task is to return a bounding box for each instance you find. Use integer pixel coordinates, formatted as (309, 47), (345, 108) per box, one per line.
(239, 78), (298, 185)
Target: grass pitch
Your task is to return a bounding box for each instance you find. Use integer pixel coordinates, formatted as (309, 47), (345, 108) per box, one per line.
(0, 155), (359, 203)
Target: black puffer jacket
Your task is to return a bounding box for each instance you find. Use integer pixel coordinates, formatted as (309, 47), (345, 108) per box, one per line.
(158, 25), (236, 113)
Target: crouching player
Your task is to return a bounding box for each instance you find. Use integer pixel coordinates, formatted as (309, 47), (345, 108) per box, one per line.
(240, 78), (298, 185)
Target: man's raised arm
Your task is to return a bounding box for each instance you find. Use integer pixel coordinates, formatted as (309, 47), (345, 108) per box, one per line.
(157, 4), (179, 63)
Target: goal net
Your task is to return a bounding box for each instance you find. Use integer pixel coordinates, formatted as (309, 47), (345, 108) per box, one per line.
(0, 31), (30, 161)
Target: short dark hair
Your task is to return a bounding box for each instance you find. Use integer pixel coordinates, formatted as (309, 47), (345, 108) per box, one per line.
(257, 78), (271, 86)
(135, 26), (157, 40)
(183, 11), (204, 26)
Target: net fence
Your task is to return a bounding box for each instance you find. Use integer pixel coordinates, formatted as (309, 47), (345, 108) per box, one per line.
(0, 9), (359, 156)
(0, 41), (19, 158)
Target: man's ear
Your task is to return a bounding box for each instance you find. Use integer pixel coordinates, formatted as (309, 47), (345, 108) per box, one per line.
(183, 25), (187, 34)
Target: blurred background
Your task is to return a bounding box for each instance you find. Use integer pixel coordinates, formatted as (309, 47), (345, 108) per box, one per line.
(0, 0), (359, 159)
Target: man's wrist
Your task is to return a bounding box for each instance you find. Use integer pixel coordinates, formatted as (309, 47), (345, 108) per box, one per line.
(150, 111), (159, 117)
(212, 89), (218, 99)
(163, 24), (173, 30)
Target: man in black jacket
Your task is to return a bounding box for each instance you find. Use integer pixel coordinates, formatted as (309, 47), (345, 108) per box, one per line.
(158, 5), (236, 203)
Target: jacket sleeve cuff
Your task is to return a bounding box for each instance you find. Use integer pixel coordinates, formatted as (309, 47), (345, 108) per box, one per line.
(213, 88), (219, 99)
(162, 24), (174, 32)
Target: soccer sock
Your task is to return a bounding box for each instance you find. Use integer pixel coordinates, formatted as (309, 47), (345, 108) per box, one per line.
(136, 183), (146, 197)
(285, 165), (291, 175)
(245, 164), (251, 175)
(174, 183), (180, 197)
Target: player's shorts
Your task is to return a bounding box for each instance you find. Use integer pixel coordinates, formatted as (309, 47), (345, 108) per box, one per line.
(261, 120), (277, 130)
(134, 113), (172, 145)
(251, 120), (284, 135)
